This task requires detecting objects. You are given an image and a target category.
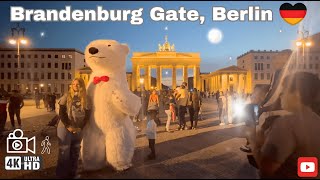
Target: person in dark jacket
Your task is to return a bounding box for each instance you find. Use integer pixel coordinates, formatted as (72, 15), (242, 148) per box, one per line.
(190, 88), (202, 129)
(8, 90), (24, 129)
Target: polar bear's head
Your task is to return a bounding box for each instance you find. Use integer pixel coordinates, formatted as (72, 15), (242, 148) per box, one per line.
(85, 40), (129, 73)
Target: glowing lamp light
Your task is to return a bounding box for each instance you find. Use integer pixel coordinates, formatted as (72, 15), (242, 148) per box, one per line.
(305, 41), (312, 47)
(296, 41), (302, 47)
(9, 39), (16, 45)
(20, 39), (27, 44)
(139, 78), (144, 84)
(233, 100), (246, 118)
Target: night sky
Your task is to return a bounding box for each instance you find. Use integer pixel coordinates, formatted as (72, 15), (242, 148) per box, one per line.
(0, 1), (319, 85)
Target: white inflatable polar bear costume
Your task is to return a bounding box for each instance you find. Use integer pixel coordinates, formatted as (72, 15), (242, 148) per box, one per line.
(81, 40), (141, 171)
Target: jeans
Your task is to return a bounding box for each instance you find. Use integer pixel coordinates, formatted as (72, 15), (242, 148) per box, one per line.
(188, 106), (194, 127)
(178, 105), (187, 129)
(9, 108), (21, 127)
(165, 110), (172, 131)
(56, 123), (82, 179)
(192, 107), (200, 128)
(219, 108), (227, 124)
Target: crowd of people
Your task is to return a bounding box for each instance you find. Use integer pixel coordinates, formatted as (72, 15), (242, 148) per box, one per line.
(1, 70), (319, 178)
(0, 89), (58, 135)
(34, 91), (57, 111)
(133, 81), (203, 132)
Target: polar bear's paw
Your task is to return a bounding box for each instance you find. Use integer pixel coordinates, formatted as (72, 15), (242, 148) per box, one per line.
(113, 163), (133, 172)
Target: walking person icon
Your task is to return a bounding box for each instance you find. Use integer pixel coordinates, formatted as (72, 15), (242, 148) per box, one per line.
(41, 136), (51, 154)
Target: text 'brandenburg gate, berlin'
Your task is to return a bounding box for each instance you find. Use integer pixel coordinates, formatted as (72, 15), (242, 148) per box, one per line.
(131, 36), (201, 91)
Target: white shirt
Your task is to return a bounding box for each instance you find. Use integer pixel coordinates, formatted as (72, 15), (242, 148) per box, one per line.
(146, 119), (157, 139)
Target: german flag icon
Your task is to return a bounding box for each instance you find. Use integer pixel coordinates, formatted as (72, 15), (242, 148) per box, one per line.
(280, 3), (307, 25)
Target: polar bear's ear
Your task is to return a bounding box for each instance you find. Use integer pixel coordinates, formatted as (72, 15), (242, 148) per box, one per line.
(121, 44), (130, 55)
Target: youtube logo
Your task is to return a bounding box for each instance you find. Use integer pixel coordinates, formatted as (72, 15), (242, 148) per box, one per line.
(298, 157), (318, 177)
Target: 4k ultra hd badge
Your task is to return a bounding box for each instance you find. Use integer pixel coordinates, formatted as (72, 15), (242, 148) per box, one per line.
(279, 3), (307, 25)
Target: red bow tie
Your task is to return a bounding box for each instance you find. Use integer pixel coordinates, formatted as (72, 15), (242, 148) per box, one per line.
(93, 76), (109, 85)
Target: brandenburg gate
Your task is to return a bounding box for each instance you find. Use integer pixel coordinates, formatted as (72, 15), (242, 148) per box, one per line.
(131, 36), (201, 91)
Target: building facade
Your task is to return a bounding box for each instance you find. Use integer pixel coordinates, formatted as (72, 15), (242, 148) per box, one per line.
(200, 66), (247, 94)
(0, 48), (86, 96)
(236, 49), (292, 93)
(130, 36), (201, 91)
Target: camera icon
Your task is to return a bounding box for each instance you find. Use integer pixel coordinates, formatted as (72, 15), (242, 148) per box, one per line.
(6, 129), (36, 154)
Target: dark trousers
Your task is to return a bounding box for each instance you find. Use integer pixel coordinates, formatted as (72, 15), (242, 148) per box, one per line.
(218, 107), (223, 122)
(51, 102), (56, 111)
(178, 105), (187, 129)
(188, 106), (194, 127)
(193, 107), (200, 128)
(148, 139), (155, 157)
(56, 127), (82, 179)
(9, 108), (21, 127)
(0, 111), (7, 132)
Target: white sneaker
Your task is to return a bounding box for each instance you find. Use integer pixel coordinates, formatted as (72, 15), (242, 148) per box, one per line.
(219, 123), (225, 126)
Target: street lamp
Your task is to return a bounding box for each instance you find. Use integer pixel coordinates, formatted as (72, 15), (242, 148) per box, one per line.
(40, 84), (44, 93)
(8, 23), (29, 92)
(296, 27), (312, 58)
(139, 78), (145, 120)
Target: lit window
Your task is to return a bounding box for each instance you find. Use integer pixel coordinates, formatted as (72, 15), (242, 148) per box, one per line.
(62, 55), (66, 58)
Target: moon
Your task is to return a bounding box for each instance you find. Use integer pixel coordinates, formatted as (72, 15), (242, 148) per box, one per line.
(208, 28), (223, 44)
